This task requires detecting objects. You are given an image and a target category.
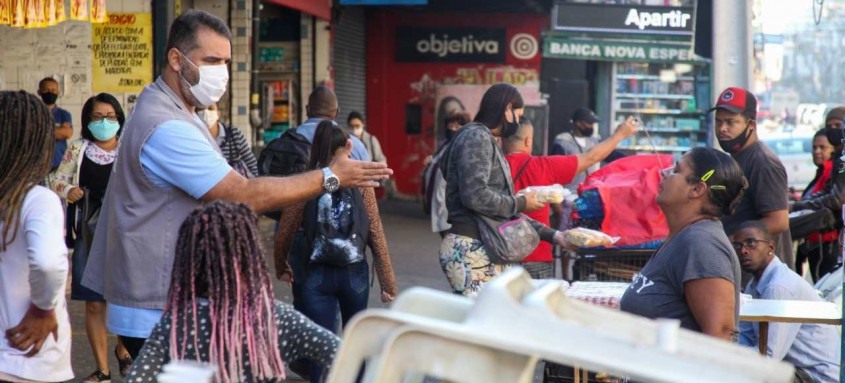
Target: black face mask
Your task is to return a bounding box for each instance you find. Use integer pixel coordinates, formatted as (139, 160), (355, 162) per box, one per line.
(577, 122), (595, 137)
(501, 110), (519, 137)
(445, 129), (455, 141)
(40, 92), (58, 105)
(718, 122), (752, 153)
(825, 126), (844, 147)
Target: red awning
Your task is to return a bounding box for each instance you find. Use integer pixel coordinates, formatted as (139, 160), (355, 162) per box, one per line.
(263, 0), (331, 20)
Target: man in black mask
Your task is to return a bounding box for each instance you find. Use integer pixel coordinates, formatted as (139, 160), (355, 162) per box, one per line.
(37, 77), (73, 172)
(551, 108), (603, 193)
(711, 87), (793, 270)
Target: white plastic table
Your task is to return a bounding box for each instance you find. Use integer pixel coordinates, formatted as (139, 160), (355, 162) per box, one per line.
(739, 299), (841, 355)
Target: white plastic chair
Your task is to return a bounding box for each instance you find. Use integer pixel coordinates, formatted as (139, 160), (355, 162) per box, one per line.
(331, 267), (794, 383)
(327, 287), (473, 383)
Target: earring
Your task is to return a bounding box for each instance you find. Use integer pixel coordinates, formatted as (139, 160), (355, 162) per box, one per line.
(769, 252), (773, 255)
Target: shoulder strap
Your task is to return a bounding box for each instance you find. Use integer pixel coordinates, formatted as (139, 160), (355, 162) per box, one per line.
(513, 159), (531, 184)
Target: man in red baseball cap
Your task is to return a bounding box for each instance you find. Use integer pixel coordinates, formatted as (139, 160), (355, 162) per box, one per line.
(710, 86), (793, 271)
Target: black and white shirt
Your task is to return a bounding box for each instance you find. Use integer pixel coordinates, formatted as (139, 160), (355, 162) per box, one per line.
(126, 301), (340, 382)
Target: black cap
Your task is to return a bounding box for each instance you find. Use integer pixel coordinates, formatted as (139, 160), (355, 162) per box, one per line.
(571, 108), (600, 124)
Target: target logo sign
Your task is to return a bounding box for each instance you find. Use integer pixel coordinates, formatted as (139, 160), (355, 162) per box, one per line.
(509, 33), (538, 60)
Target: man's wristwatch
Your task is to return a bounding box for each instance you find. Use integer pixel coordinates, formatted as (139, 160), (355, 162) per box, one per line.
(321, 167), (340, 192)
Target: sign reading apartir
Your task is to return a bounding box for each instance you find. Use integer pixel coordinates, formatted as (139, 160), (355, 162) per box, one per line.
(395, 27), (506, 63)
(543, 38), (698, 63)
(92, 13), (153, 92)
(553, 3), (695, 37)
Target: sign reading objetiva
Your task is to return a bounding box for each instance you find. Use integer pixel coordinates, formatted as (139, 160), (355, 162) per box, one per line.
(553, 3), (695, 38)
(395, 27), (506, 63)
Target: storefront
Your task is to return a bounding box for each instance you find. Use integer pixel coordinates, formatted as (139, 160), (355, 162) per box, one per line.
(366, 9), (548, 197)
(543, 0), (711, 155)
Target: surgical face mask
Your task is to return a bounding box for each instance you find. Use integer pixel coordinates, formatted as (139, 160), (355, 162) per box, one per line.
(197, 109), (220, 128)
(718, 122), (752, 153)
(351, 126), (364, 136)
(40, 92), (58, 105)
(178, 51), (229, 108)
(88, 120), (120, 141)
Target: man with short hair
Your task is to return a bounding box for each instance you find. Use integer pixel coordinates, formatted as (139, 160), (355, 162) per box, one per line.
(732, 221), (840, 383)
(712, 87), (793, 270)
(503, 116), (638, 278)
(37, 77), (72, 172)
(81, 10), (390, 359)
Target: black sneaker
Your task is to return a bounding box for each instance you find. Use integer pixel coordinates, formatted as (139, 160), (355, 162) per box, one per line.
(82, 370), (111, 383)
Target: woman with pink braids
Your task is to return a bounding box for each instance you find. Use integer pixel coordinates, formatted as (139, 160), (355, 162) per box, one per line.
(125, 201), (339, 382)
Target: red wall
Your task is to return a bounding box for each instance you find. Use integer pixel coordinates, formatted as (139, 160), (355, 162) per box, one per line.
(366, 10), (547, 196)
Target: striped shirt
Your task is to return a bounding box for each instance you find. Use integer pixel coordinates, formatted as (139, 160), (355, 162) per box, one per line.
(216, 122), (258, 177)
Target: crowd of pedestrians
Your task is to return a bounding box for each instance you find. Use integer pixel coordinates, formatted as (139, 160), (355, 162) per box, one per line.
(0, 7), (843, 383)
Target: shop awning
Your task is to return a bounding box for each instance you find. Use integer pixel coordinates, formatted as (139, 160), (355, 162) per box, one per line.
(263, 0), (331, 21)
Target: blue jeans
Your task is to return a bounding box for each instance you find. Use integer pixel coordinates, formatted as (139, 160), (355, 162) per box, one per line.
(300, 261), (370, 382)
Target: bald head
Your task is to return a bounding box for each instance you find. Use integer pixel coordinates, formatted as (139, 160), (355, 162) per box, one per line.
(307, 86), (339, 119)
(503, 118), (534, 154)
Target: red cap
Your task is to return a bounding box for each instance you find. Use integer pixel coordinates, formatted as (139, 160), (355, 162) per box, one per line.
(708, 87), (757, 118)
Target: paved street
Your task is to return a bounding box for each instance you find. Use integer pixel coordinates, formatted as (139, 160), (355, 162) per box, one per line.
(68, 199), (450, 381)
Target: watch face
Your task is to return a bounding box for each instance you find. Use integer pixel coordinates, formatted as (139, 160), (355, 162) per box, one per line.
(326, 176), (340, 191)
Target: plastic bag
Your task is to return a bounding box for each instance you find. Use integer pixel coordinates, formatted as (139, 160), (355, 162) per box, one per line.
(579, 154), (673, 247)
(564, 227), (619, 248)
(517, 184), (571, 204)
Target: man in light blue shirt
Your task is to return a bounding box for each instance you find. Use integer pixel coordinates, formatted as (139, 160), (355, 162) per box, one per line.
(295, 85), (370, 161)
(732, 221), (840, 383)
(82, 10), (391, 362)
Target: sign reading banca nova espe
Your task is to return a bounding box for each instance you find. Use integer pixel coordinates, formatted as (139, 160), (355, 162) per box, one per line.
(543, 39), (698, 63)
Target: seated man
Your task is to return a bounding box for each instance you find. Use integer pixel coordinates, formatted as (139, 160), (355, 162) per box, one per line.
(732, 221), (840, 383)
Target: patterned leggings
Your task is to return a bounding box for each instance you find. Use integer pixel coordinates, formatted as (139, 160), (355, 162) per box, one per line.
(439, 234), (510, 297)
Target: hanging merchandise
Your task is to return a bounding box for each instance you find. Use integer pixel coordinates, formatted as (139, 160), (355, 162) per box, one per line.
(10, 0), (24, 27)
(23, 0), (44, 28)
(90, 0), (106, 23)
(70, 0), (87, 21)
(0, 0), (11, 25)
(53, 0), (64, 23)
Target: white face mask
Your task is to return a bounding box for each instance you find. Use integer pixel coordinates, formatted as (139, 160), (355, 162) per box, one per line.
(197, 109), (220, 128)
(351, 126), (364, 136)
(179, 51), (229, 108)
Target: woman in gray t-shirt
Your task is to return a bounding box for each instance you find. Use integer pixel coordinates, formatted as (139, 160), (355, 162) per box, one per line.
(620, 148), (748, 341)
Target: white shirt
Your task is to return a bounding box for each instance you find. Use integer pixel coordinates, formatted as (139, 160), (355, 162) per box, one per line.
(0, 186), (72, 382)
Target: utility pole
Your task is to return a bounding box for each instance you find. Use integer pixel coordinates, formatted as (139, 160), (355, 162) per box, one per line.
(711, 0), (752, 94)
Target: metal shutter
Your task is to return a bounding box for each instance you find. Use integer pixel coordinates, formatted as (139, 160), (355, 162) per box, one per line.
(333, 7), (366, 123)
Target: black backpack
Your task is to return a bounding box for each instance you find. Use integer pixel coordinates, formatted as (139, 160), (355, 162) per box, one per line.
(302, 188), (370, 266)
(258, 128), (311, 220)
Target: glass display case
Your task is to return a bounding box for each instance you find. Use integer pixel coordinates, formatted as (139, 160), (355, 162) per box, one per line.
(613, 62), (710, 153)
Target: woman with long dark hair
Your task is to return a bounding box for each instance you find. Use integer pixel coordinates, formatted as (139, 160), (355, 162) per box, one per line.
(274, 120), (397, 383)
(620, 148), (747, 340)
(438, 83), (570, 296)
(0, 91), (72, 382)
(126, 201), (340, 382)
(50, 92), (132, 380)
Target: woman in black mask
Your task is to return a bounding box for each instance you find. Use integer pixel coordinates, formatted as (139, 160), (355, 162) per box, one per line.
(437, 83), (569, 296)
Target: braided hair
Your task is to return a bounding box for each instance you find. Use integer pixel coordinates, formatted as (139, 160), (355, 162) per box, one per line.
(165, 201), (285, 382)
(0, 91), (54, 251)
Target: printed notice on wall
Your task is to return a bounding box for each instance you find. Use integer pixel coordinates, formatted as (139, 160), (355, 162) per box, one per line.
(92, 13), (152, 93)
